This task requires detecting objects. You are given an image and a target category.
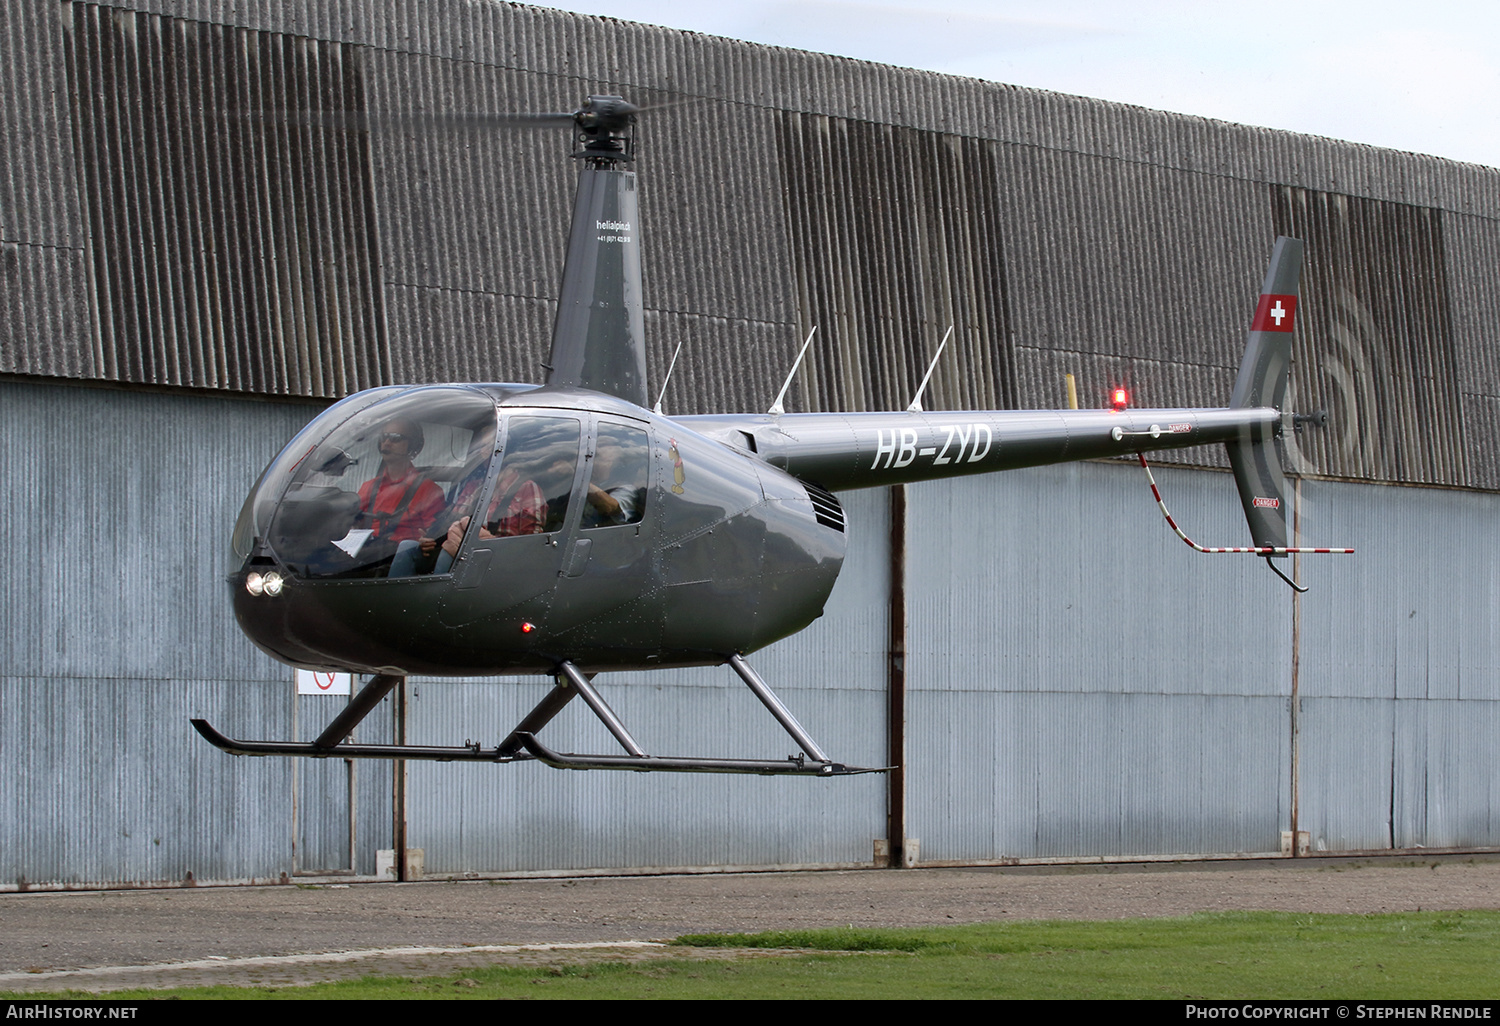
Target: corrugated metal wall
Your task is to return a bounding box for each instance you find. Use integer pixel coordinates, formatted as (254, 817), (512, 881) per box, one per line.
(1296, 480), (1500, 852)
(399, 488), (891, 874)
(5, 382), (1495, 886)
(0, 1), (90, 380)
(1273, 186), (1466, 487)
(6, 0), (1497, 485)
(65, 2), (390, 394)
(2, 381), (1497, 884)
(0, 381), (330, 886)
(1, 0), (1498, 885)
(905, 461), (1294, 860)
(0, 381), (887, 885)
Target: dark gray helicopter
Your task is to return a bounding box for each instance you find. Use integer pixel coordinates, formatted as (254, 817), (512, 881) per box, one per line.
(195, 95), (1338, 776)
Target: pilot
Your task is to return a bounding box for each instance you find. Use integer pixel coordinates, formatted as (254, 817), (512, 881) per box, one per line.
(355, 418), (444, 559)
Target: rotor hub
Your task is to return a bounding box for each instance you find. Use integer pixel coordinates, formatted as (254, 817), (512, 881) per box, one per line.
(573, 95), (637, 164)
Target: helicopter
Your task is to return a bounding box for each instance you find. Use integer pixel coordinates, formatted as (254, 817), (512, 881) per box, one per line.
(193, 95), (1346, 776)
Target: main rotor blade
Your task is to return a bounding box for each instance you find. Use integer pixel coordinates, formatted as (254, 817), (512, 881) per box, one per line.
(231, 110), (578, 133)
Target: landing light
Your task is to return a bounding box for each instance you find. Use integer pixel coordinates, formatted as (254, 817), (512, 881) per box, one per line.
(1111, 387), (1129, 411)
(245, 573), (264, 596)
(262, 572), (284, 597)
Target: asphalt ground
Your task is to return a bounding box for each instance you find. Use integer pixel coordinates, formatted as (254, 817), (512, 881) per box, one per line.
(3, 855), (1498, 993)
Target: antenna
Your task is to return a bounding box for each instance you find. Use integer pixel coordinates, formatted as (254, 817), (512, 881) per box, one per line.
(768, 326), (818, 416)
(653, 339), (685, 415)
(906, 325), (954, 412)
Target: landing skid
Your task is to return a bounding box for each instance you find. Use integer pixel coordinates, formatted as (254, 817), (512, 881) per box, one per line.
(191, 655), (882, 776)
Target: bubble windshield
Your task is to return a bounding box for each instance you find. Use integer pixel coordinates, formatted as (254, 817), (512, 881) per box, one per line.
(261, 388), (499, 579)
(230, 385), (406, 563)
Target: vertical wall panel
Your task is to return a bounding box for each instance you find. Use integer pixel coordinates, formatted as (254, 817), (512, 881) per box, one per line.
(401, 487), (888, 874)
(1274, 186), (1466, 487)
(0, 381), (368, 889)
(1296, 479), (1500, 853)
(0, 3), (92, 380)
(64, 2), (388, 396)
(904, 462), (1292, 861)
(1443, 213), (1500, 491)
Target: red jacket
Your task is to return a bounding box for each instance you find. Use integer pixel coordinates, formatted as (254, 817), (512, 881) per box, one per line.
(357, 467), (444, 542)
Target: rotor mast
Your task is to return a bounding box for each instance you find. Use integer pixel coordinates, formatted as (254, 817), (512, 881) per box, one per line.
(545, 96), (649, 407)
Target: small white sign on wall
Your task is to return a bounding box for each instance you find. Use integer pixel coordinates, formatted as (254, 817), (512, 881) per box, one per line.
(295, 669), (353, 695)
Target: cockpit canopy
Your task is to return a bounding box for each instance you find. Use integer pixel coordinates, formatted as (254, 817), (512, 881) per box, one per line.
(233, 385), (650, 580)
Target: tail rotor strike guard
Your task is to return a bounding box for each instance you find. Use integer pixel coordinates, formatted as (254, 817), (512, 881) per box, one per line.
(1134, 453), (1352, 593)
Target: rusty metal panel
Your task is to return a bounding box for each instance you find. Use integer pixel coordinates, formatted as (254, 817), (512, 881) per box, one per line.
(1273, 186), (1467, 487)
(0, 2), (93, 380)
(63, 2), (389, 396)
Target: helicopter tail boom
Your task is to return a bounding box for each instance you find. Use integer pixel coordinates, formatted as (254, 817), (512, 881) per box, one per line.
(676, 238), (1308, 536)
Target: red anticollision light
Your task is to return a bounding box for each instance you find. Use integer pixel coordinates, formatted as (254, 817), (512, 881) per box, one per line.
(520, 622), (536, 634)
(1111, 387), (1129, 411)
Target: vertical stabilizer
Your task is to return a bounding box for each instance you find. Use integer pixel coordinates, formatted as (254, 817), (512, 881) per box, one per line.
(1226, 236), (1303, 551)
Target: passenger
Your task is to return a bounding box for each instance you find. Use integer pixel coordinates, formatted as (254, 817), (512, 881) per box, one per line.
(355, 418), (444, 561)
(432, 462), (547, 574)
(581, 436), (645, 528)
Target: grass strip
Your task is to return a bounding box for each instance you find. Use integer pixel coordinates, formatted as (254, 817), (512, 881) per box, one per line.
(7, 910), (1499, 1000)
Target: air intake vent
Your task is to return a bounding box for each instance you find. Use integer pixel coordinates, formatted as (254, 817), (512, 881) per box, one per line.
(803, 483), (845, 533)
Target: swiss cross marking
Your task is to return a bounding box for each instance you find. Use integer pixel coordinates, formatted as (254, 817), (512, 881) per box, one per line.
(1252, 294), (1297, 332)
